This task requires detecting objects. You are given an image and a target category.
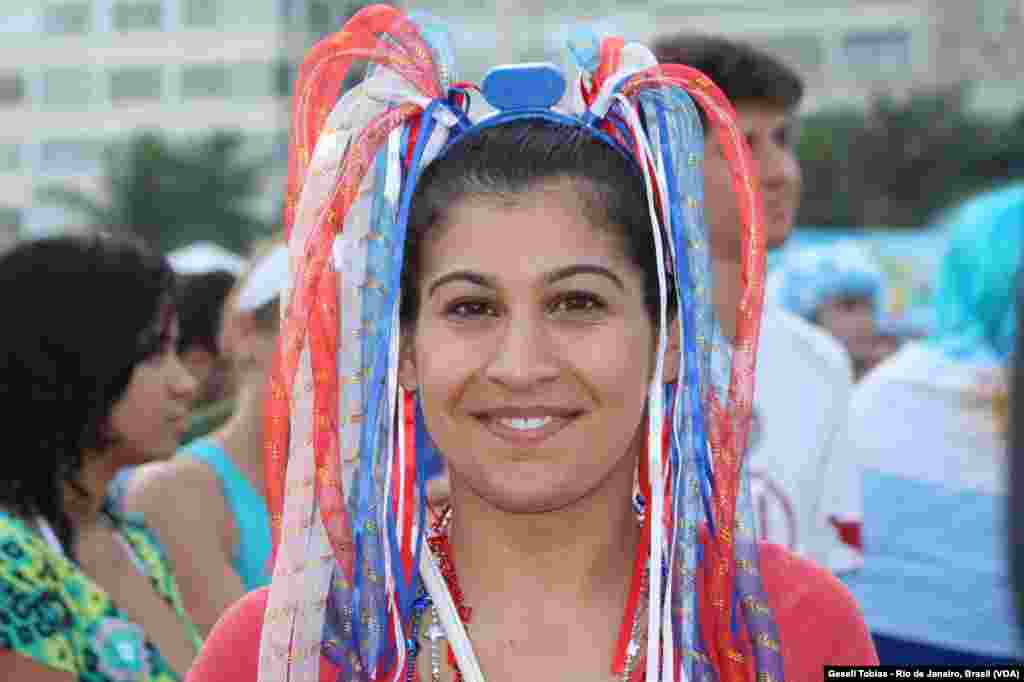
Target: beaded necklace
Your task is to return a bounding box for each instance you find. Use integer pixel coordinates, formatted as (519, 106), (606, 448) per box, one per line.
(412, 506), (649, 682)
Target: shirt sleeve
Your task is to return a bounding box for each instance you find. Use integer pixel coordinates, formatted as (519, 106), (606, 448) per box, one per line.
(760, 542), (878, 679)
(0, 519), (78, 675)
(185, 589), (341, 682)
(185, 588), (268, 682)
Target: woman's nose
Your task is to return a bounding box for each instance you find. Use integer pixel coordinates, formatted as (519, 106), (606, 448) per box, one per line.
(483, 311), (560, 391)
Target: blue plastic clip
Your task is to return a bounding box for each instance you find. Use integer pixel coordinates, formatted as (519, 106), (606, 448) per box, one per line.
(480, 62), (566, 112)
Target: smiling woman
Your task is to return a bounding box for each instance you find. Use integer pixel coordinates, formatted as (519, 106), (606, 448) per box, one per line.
(187, 6), (876, 682)
(0, 234), (202, 682)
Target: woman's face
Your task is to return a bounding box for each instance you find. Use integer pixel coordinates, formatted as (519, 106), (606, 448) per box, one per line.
(108, 318), (197, 466)
(400, 183), (662, 514)
(816, 294), (876, 366)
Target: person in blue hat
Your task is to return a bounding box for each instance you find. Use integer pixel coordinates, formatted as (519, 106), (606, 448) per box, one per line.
(842, 182), (1024, 664)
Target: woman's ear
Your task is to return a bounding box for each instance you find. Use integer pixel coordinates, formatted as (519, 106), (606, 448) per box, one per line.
(398, 335), (418, 393)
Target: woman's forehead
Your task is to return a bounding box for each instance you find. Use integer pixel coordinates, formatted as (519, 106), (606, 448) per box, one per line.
(420, 187), (636, 283)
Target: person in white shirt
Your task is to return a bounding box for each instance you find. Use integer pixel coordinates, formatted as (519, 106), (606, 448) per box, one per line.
(653, 34), (863, 574)
(842, 183), (1024, 663)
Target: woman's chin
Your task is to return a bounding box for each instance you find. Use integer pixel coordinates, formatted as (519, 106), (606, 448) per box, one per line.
(454, 472), (598, 516)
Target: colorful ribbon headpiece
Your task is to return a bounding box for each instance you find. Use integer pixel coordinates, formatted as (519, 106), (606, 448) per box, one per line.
(260, 6), (777, 682)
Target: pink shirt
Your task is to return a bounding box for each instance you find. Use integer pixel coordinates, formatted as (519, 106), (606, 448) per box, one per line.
(187, 542), (878, 682)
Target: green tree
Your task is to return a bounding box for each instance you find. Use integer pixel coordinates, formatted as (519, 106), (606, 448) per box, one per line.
(37, 130), (272, 254)
(797, 84), (1022, 228)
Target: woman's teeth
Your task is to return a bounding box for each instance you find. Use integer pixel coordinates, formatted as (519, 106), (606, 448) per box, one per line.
(498, 416), (554, 430)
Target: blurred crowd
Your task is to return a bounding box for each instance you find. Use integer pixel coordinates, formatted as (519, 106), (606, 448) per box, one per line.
(0, 19), (1022, 682)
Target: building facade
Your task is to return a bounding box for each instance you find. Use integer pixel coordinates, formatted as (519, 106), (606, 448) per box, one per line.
(2, 0), (1021, 244)
(0, 0), (320, 241)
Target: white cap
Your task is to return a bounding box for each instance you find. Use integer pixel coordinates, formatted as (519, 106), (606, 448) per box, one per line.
(167, 241), (247, 276)
(235, 244), (288, 313)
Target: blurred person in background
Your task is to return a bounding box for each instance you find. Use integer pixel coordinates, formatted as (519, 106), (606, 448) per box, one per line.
(0, 234), (201, 682)
(1012, 274), (1024, 639)
(174, 270), (239, 442)
(166, 242), (247, 443)
(124, 243), (285, 636)
(842, 183), (1024, 664)
(767, 241), (889, 380)
(653, 34), (863, 575)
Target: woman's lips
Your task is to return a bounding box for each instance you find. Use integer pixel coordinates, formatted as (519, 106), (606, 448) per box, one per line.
(475, 411), (582, 445)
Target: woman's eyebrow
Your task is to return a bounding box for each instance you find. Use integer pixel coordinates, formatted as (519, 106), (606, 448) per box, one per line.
(427, 270), (495, 297)
(427, 264), (625, 297)
(544, 264), (624, 290)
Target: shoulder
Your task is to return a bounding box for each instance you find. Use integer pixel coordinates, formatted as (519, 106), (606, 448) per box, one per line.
(186, 588), (268, 682)
(0, 513), (54, 586)
(187, 588), (342, 682)
(0, 515), (86, 673)
(126, 457), (222, 512)
(760, 307), (854, 385)
(847, 344), (931, 417)
(758, 542), (878, 667)
(0, 510), (37, 545)
(0, 512), (57, 580)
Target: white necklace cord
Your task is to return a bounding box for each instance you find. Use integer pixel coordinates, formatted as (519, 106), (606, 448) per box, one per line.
(418, 540), (487, 682)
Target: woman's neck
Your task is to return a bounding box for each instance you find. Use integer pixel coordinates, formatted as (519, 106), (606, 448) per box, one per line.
(212, 374), (267, 489)
(447, 447), (641, 619)
(712, 256), (743, 343)
(63, 452), (118, 531)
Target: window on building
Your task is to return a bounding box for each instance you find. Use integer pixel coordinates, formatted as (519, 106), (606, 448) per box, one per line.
(112, 1), (163, 31)
(758, 34), (825, 75)
(42, 68), (93, 109)
(0, 72), (25, 107)
(0, 143), (19, 172)
(306, 0), (335, 37)
(217, 0), (276, 27)
(274, 60), (296, 98)
(1, 9), (37, 34)
(230, 62), (274, 97)
(181, 63), (229, 97)
(184, 0), (220, 26)
(842, 29), (911, 77)
(0, 206), (21, 232)
(109, 66), (163, 102)
(39, 138), (105, 173)
(43, 3), (91, 35)
(978, 0), (1014, 34)
(274, 130), (290, 163)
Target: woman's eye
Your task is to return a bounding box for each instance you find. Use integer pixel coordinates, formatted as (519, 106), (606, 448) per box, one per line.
(549, 293), (605, 316)
(446, 299), (497, 319)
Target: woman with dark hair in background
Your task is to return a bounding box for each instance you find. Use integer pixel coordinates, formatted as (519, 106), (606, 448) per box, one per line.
(125, 243), (286, 636)
(0, 234), (202, 681)
(174, 269), (239, 443)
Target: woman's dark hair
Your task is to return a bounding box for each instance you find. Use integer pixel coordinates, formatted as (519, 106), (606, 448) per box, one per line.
(175, 270), (237, 356)
(0, 233), (176, 554)
(400, 119), (677, 327)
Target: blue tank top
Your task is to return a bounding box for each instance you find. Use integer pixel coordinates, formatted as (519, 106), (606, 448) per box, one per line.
(179, 439), (272, 591)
